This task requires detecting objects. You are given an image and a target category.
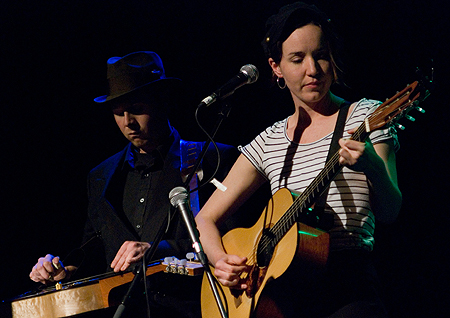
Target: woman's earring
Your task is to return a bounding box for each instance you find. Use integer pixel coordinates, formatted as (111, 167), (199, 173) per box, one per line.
(277, 77), (286, 89)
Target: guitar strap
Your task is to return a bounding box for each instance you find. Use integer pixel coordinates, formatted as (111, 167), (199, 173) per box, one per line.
(314, 101), (350, 229)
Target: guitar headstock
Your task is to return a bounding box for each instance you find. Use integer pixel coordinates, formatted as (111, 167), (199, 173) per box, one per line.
(162, 256), (204, 276)
(366, 81), (423, 132)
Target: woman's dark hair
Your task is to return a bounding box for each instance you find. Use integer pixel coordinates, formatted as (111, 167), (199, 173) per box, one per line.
(262, 2), (345, 85)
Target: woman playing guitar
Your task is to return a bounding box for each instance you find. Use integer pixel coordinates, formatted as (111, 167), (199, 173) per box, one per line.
(195, 2), (401, 317)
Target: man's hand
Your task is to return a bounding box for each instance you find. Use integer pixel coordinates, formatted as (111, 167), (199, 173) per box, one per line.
(30, 254), (66, 284)
(111, 241), (151, 272)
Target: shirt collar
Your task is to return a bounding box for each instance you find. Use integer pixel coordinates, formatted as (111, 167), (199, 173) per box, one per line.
(122, 128), (180, 171)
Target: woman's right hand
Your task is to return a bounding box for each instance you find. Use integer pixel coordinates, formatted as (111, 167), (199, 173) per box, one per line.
(29, 254), (66, 284)
(214, 254), (249, 290)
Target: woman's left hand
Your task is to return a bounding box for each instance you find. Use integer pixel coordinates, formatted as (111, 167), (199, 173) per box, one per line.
(338, 128), (378, 172)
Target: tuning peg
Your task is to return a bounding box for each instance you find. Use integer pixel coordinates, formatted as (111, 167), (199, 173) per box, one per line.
(163, 257), (174, 272)
(396, 124), (406, 130)
(178, 259), (189, 275)
(405, 115), (415, 122)
(164, 256), (173, 264)
(170, 258), (180, 273)
(415, 106), (425, 113)
(186, 252), (196, 262)
(412, 100), (425, 113)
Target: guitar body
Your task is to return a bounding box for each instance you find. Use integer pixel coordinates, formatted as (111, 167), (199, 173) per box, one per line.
(10, 259), (202, 318)
(201, 188), (330, 318)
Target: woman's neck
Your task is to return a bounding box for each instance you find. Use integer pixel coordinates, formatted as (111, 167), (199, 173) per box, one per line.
(292, 92), (342, 123)
(287, 92), (345, 143)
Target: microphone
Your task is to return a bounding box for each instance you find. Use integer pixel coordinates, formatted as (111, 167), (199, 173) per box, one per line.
(169, 186), (208, 266)
(199, 64), (259, 107)
(169, 187), (229, 318)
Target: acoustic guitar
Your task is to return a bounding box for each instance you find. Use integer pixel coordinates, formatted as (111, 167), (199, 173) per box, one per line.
(10, 258), (203, 318)
(201, 80), (430, 318)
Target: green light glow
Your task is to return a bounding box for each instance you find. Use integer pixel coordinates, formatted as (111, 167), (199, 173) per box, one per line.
(298, 231), (318, 237)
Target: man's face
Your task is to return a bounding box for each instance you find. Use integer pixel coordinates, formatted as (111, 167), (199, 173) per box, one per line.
(112, 97), (170, 153)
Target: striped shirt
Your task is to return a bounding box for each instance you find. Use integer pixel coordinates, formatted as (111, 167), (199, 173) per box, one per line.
(239, 99), (399, 252)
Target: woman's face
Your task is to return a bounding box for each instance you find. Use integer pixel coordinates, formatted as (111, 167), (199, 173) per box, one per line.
(270, 23), (334, 108)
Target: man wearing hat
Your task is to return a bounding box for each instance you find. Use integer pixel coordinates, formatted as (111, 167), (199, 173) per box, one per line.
(29, 51), (240, 317)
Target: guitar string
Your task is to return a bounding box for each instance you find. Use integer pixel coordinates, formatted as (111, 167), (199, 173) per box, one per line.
(246, 95), (407, 272)
(257, 94), (412, 253)
(255, 120), (368, 255)
(262, 93), (414, 246)
(248, 93), (413, 266)
(253, 128), (358, 262)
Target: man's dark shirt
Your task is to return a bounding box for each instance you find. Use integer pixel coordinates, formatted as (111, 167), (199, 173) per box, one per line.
(79, 128), (241, 274)
(122, 136), (171, 239)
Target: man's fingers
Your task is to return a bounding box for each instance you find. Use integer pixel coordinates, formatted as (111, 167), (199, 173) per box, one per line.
(30, 254), (67, 284)
(112, 257), (126, 272)
(112, 243), (133, 272)
(111, 244), (128, 269)
(52, 257), (61, 270)
(111, 241), (150, 272)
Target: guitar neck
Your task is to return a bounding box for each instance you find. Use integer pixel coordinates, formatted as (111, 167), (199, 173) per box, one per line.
(261, 121), (370, 251)
(298, 123), (369, 209)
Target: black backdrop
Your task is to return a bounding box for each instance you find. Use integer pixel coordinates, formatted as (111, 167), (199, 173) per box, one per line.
(1, 1), (448, 317)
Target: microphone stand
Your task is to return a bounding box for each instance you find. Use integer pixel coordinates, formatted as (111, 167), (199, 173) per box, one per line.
(180, 101), (232, 318)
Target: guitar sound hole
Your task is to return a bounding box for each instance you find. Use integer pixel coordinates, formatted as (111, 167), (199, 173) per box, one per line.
(256, 231), (275, 267)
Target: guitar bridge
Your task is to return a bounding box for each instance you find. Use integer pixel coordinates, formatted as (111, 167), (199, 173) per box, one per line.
(245, 265), (267, 298)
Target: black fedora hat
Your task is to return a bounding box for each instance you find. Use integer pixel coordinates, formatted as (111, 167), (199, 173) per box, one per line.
(94, 51), (180, 103)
